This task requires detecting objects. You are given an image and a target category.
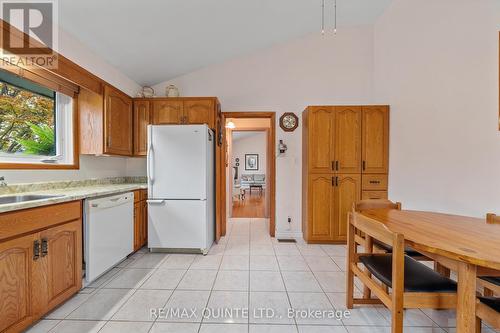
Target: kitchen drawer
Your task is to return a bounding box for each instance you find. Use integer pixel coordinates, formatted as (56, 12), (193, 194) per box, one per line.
(362, 174), (388, 191)
(362, 191), (388, 200)
(0, 200), (81, 241)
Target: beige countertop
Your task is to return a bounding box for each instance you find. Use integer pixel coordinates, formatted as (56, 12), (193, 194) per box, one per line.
(0, 183), (147, 213)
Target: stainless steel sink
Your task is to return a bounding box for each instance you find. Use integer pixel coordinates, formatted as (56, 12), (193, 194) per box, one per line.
(0, 194), (64, 205)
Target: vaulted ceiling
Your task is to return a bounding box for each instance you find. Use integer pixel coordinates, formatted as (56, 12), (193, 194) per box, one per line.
(59, 0), (392, 86)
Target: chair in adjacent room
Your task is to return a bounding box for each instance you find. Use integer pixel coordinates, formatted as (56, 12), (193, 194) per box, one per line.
(346, 211), (457, 333)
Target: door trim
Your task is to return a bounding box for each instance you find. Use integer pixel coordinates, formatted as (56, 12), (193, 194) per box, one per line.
(221, 112), (276, 237)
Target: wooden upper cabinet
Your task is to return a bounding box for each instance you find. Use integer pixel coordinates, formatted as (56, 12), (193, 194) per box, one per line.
(35, 220), (81, 314)
(184, 99), (215, 128)
(153, 100), (183, 124)
(133, 100), (151, 156)
(0, 233), (36, 333)
(333, 174), (361, 240)
(79, 87), (104, 155)
(362, 106), (389, 174)
(150, 98), (218, 128)
(104, 85), (133, 155)
(335, 106), (362, 174)
(308, 107), (335, 173)
(307, 174), (335, 241)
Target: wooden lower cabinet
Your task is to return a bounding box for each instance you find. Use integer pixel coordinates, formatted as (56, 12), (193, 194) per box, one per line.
(307, 174), (335, 241)
(0, 233), (37, 333)
(304, 174), (360, 243)
(134, 190), (148, 251)
(35, 220), (82, 315)
(334, 174), (361, 241)
(0, 202), (82, 333)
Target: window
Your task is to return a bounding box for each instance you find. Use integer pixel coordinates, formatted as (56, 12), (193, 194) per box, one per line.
(0, 70), (75, 167)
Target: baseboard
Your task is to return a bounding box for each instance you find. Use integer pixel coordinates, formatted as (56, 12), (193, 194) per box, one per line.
(275, 230), (304, 241)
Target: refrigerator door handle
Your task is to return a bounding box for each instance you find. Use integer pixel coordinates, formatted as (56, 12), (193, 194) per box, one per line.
(147, 199), (166, 205)
(148, 144), (155, 184)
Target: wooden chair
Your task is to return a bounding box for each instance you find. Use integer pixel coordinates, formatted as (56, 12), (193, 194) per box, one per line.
(346, 211), (457, 333)
(478, 277), (500, 297)
(478, 214), (500, 297)
(476, 297), (500, 331)
(486, 213), (500, 224)
(353, 200), (450, 276)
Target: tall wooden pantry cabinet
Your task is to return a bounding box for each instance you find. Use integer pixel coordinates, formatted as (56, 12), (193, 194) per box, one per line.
(302, 105), (389, 243)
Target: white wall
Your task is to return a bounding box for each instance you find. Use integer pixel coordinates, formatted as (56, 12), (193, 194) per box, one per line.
(232, 132), (267, 181)
(59, 29), (141, 97)
(3, 155), (128, 184)
(153, 25), (374, 237)
(1, 29), (146, 184)
(374, 0), (500, 217)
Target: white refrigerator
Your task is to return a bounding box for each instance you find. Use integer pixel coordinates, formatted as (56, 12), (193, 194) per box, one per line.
(147, 125), (215, 254)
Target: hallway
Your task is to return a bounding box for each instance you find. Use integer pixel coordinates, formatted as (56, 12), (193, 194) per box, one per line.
(232, 192), (266, 218)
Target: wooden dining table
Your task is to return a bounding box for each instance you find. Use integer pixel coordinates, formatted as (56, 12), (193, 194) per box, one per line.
(359, 208), (500, 333)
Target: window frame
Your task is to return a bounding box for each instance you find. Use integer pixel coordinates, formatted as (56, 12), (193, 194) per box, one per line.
(0, 91), (79, 170)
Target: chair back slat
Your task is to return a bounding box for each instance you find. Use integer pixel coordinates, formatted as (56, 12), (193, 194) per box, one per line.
(353, 199), (401, 212)
(350, 212), (398, 247)
(486, 213), (500, 224)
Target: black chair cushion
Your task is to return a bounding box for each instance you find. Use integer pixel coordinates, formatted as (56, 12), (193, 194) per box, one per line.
(480, 276), (500, 286)
(479, 297), (500, 313)
(373, 240), (423, 258)
(359, 254), (457, 292)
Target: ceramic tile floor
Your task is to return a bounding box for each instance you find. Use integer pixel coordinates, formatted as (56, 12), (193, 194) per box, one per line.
(27, 218), (498, 333)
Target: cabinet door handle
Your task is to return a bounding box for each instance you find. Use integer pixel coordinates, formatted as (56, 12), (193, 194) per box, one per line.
(335, 176), (339, 187)
(331, 177), (334, 187)
(41, 238), (48, 257)
(362, 161), (366, 171)
(331, 161), (335, 171)
(33, 240), (41, 260)
(336, 161), (339, 171)
(369, 180), (381, 184)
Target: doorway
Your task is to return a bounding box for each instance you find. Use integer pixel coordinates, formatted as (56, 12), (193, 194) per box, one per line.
(221, 112), (276, 237)
(230, 130), (268, 218)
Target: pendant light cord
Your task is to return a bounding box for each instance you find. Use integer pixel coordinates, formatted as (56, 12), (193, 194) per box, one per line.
(334, 0), (337, 34)
(321, 0), (325, 35)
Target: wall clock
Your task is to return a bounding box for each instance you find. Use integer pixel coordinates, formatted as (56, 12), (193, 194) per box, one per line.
(279, 112), (299, 132)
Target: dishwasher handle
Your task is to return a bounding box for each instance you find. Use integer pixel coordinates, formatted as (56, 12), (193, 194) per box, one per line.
(90, 194), (133, 209)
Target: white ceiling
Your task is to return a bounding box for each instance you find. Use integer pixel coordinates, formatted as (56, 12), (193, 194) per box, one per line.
(59, 0), (392, 86)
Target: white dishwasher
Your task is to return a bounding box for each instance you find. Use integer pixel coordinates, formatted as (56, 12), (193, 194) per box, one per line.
(84, 192), (134, 283)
